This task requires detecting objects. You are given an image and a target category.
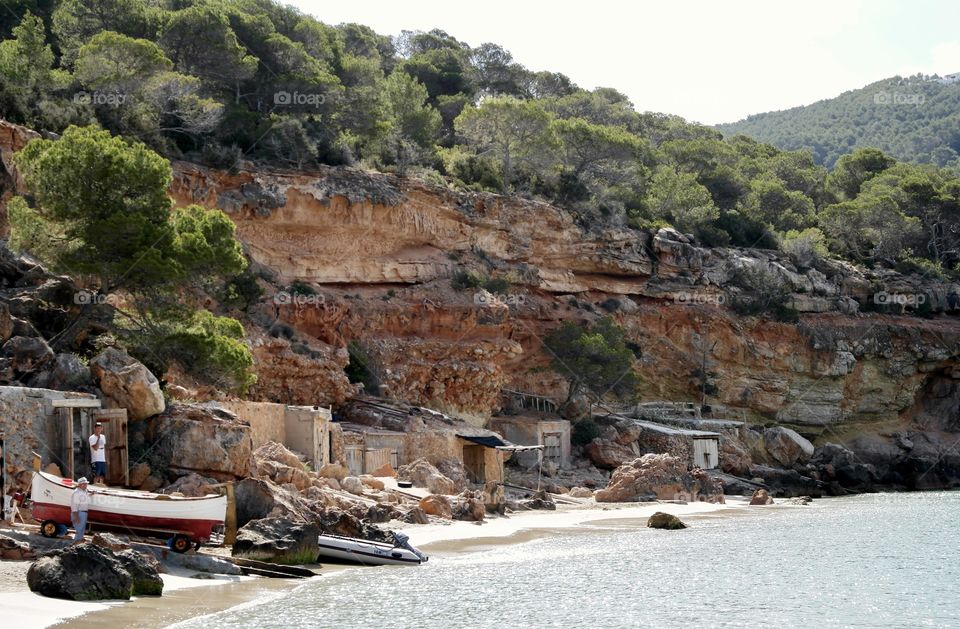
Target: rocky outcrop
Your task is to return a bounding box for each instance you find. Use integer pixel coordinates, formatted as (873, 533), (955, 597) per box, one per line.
(584, 439), (636, 470)
(248, 336), (355, 407)
(452, 490), (486, 521)
(418, 494), (452, 519)
(233, 477), (313, 528)
(595, 454), (725, 503)
(398, 458), (458, 495)
(90, 348), (164, 421)
(232, 517), (320, 565)
(761, 427), (815, 466)
(145, 404), (253, 481)
(162, 473), (219, 497)
(0, 533), (34, 560)
(647, 512), (687, 530)
(254, 442), (312, 490)
(27, 544), (162, 600)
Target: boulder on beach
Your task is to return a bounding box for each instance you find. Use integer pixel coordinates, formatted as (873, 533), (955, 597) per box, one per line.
(762, 426), (815, 466)
(146, 404), (254, 481)
(595, 453), (725, 503)
(341, 476), (366, 495)
(749, 488), (774, 505)
(398, 459), (458, 495)
(27, 543), (162, 600)
(232, 517), (320, 565)
(0, 533), (34, 560)
(647, 512), (687, 530)
(521, 490), (557, 511)
(418, 494), (453, 519)
(584, 439), (635, 470)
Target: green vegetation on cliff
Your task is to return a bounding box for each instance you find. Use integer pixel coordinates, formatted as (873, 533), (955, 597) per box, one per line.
(716, 75), (960, 171)
(10, 125), (255, 391)
(2, 1), (960, 274)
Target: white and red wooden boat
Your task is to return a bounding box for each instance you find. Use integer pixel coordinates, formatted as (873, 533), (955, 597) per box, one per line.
(31, 471), (226, 551)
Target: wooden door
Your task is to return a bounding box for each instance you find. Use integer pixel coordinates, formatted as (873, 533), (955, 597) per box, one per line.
(91, 409), (129, 486)
(344, 445), (363, 476)
(313, 413), (327, 468)
(543, 433), (562, 465)
(55, 407), (74, 478)
(462, 445), (485, 483)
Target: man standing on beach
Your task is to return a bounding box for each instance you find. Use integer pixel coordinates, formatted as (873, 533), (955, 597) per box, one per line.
(70, 477), (90, 544)
(89, 422), (106, 485)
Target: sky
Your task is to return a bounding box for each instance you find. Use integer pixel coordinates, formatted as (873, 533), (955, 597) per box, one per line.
(287, 0), (960, 125)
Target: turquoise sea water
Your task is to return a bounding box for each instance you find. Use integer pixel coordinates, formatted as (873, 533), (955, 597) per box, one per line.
(176, 492), (960, 628)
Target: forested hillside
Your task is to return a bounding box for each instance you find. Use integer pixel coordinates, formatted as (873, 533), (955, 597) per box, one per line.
(717, 75), (960, 171)
(2, 0), (960, 278)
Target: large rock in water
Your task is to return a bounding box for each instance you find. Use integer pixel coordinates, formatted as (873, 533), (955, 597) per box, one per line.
(146, 404), (253, 480)
(762, 427), (815, 466)
(595, 453), (725, 503)
(232, 517), (320, 565)
(749, 488), (774, 505)
(647, 512), (687, 530)
(90, 348), (164, 420)
(27, 544), (162, 600)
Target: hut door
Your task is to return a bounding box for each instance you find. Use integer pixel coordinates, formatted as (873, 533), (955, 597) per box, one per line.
(463, 445), (485, 483)
(55, 407), (74, 478)
(313, 413), (327, 468)
(543, 432), (562, 465)
(91, 409), (129, 486)
(692, 438), (718, 470)
(344, 445), (364, 476)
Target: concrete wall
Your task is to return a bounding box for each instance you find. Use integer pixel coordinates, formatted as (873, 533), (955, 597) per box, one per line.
(207, 401), (331, 469)
(284, 406), (331, 469)
(0, 386), (98, 477)
(635, 426), (692, 465)
(489, 417), (571, 469)
(213, 400), (286, 448)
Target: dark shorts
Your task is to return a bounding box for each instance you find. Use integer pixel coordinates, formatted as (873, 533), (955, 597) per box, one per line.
(93, 461), (106, 477)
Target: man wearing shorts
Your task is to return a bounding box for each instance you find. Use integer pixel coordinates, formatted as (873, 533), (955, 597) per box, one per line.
(89, 423), (106, 484)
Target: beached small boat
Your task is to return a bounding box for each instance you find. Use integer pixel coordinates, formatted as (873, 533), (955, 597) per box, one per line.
(317, 532), (428, 566)
(30, 471), (226, 552)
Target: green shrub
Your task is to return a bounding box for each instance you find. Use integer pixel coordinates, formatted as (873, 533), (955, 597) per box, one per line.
(288, 280), (316, 296)
(571, 419), (601, 446)
(451, 269), (484, 291)
(483, 276), (510, 293)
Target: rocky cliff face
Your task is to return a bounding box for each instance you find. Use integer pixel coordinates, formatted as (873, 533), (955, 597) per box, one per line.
(163, 160), (960, 426)
(2, 119), (959, 485)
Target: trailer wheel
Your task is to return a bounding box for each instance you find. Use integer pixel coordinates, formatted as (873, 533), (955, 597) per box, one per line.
(171, 534), (192, 553)
(40, 520), (59, 538)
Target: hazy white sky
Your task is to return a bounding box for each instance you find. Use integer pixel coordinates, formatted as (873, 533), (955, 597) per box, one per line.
(287, 0), (960, 125)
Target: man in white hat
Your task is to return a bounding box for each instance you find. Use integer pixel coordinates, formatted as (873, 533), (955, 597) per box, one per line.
(70, 477), (90, 544)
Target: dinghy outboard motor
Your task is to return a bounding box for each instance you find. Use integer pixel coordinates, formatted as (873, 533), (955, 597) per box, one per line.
(393, 531), (429, 562)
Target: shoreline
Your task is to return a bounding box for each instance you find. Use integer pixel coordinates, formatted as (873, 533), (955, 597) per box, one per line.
(2, 496), (757, 628)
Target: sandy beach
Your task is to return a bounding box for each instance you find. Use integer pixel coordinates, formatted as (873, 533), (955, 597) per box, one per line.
(1, 496), (754, 628)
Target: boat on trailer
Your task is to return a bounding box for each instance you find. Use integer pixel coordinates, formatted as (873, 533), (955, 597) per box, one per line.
(30, 471), (226, 552)
(317, 532), (428, 566)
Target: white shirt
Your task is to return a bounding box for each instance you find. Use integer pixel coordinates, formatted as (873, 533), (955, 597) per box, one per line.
(89, 434), (106, 463)
(70, 487), (90, 512)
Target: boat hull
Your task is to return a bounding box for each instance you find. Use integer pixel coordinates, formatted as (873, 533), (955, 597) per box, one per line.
(31, 472), (226, 542)
(317, 534), (426, 566)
